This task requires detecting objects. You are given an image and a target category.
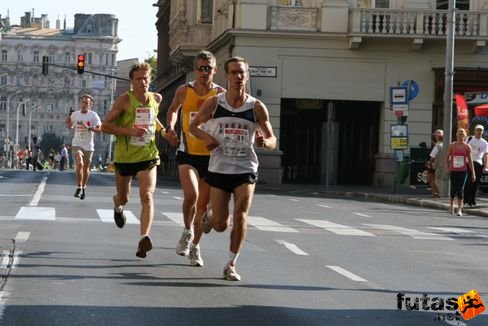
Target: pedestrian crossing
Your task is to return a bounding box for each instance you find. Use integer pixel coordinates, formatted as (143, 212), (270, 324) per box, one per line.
(4, 206), (488, 241)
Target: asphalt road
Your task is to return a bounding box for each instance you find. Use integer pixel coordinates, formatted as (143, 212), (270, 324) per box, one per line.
(0, 169), (487, 325)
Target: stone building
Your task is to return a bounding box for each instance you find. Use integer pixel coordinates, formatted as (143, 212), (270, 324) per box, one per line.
(154, 0), (488, 186)
(0, 10), (120, 165)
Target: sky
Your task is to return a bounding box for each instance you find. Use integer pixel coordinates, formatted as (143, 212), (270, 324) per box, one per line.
(4, 0), (159, 61)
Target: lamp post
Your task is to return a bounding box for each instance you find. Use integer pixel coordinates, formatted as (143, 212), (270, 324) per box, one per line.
(15, 99), (30, 151)
(6, 91), (22, 143)
(440, 0), (456, 197)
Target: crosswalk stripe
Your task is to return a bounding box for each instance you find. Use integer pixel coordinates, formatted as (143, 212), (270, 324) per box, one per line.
(96, 209), (139, 224)
(15, 207), (55, 220)
(0, 250), (22, 269)
(162, 212), (184, 226)
(297, 219), (375, 236)
(14, 232), (30, 242)
(326, 265), (368, 282)
(364, 224), (454, 241)
(276, 240), (308, 255)
(248, 216), (298, 233)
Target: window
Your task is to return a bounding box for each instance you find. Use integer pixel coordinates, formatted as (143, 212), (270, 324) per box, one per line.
(65, 52), (71, 63)
(46, 104), (53, 113)
(17, 51), (23, 62)
(277, 0), (308, 6)
(33, 51), (39, 63)
(0, 74), (7, 86)
(1, 50), (7, 62)
(0, 96), (6, 112)
(374, 0), (389, 8)
(199, 0), (213, 24)
(437, 0), (469, 10)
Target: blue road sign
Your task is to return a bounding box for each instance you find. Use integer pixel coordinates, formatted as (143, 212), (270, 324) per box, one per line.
(401, 80), (420, 101)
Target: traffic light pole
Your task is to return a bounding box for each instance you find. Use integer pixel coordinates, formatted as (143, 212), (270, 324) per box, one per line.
(43, 62), (129, 81)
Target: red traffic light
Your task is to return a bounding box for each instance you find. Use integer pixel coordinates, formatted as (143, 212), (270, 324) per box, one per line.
(77, 54), (85, 74)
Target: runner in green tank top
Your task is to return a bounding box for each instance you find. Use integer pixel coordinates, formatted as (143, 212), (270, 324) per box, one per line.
(102, 63), (163, 259)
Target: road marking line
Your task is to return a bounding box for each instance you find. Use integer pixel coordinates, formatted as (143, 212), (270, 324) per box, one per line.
(326, 265), (367, 282)
(173, 196), (183, 200)
(298, 219), (375, 236)
(248, 216), (298, 233)
(276, 240), (308, 255)
(96, 209), (139, 224)
(0, 250), (21, 269)
(162, 212), (184, 226)
(426, 227), (473, 234)
(15, 207), (55, 220)
(364, 224), (454, 241)
(354, 212), (371, 218)
(30, 176), (47, 206)
(14, 232), (30, 242)
(0, 291), (9, 320)
(288, 198), (300, 202)
(317, 204), (331, 208)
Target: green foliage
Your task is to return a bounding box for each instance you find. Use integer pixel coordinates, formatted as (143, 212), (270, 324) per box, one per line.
(145, 55), (157, 91)
(39, 132), (65, 158)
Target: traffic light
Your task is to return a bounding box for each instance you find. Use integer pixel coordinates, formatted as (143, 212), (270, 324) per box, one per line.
(77, 54), (85, 74)
(42, 56), (49, 76)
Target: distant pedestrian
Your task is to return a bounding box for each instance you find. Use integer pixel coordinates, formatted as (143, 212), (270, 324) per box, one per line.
(426, 129), (443, 197)
(31, 136), (42, 171)
(463, 125), (488, 207)
(445, 128), (476, 216)
(59, 144), (68, 171)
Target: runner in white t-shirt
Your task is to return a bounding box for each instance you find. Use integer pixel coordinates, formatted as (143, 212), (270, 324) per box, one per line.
(464, 124), (488, 207)
(65, 94), (102, 200)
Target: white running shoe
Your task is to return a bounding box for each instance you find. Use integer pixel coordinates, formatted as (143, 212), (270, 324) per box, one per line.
(223, 265), (241, 281)
(176, 229), (193, 256)
(457, 209), (463, 217)
(188, 245), (204, 267)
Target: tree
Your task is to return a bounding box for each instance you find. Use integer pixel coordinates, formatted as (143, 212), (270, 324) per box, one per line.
(39, 132), (65, 158)
(145, 55), (157, 91)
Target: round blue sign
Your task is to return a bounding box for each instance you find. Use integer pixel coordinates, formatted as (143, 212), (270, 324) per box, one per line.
(401, 80), (420, 101)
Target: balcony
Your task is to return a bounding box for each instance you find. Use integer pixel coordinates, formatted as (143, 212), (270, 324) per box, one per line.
(349, 8), (488, 49)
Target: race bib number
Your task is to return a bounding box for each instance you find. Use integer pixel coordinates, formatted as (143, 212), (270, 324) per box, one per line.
(222, 128), (249, 157)
(75, 123), (88, 141)
(453, 155), (465, 168)
(130, 107), (154, 146)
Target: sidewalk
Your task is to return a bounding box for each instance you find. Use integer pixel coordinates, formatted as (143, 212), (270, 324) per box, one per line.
(254, 182), (488, 218)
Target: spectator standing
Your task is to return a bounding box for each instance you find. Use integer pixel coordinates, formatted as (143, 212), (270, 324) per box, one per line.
(59, 144), (68, 171)
(464, 125), (488, 207)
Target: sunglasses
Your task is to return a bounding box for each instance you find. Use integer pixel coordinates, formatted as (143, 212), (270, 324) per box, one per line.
(195, 65), (214, 72)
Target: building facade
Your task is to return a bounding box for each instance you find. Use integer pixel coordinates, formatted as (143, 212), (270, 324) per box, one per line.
(154, 0), (488, 186)
(0, 10), (120, 166)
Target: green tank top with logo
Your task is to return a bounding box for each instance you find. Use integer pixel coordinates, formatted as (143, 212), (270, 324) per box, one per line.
(113, 91), (160, 163)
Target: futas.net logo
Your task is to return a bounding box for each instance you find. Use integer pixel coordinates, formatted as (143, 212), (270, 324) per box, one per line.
(397, 289), (486, 321)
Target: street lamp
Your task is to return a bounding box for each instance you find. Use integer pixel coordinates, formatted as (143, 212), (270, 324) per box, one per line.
(15, 99), (30, 150)
(6, 90), (22, 142)
(28, 104), (40, 150)
(440, 0), (456, 197)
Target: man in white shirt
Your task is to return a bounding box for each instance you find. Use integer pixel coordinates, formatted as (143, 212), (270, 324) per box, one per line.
(65, 94), (102, 200)
(464, 124), (488, 207)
